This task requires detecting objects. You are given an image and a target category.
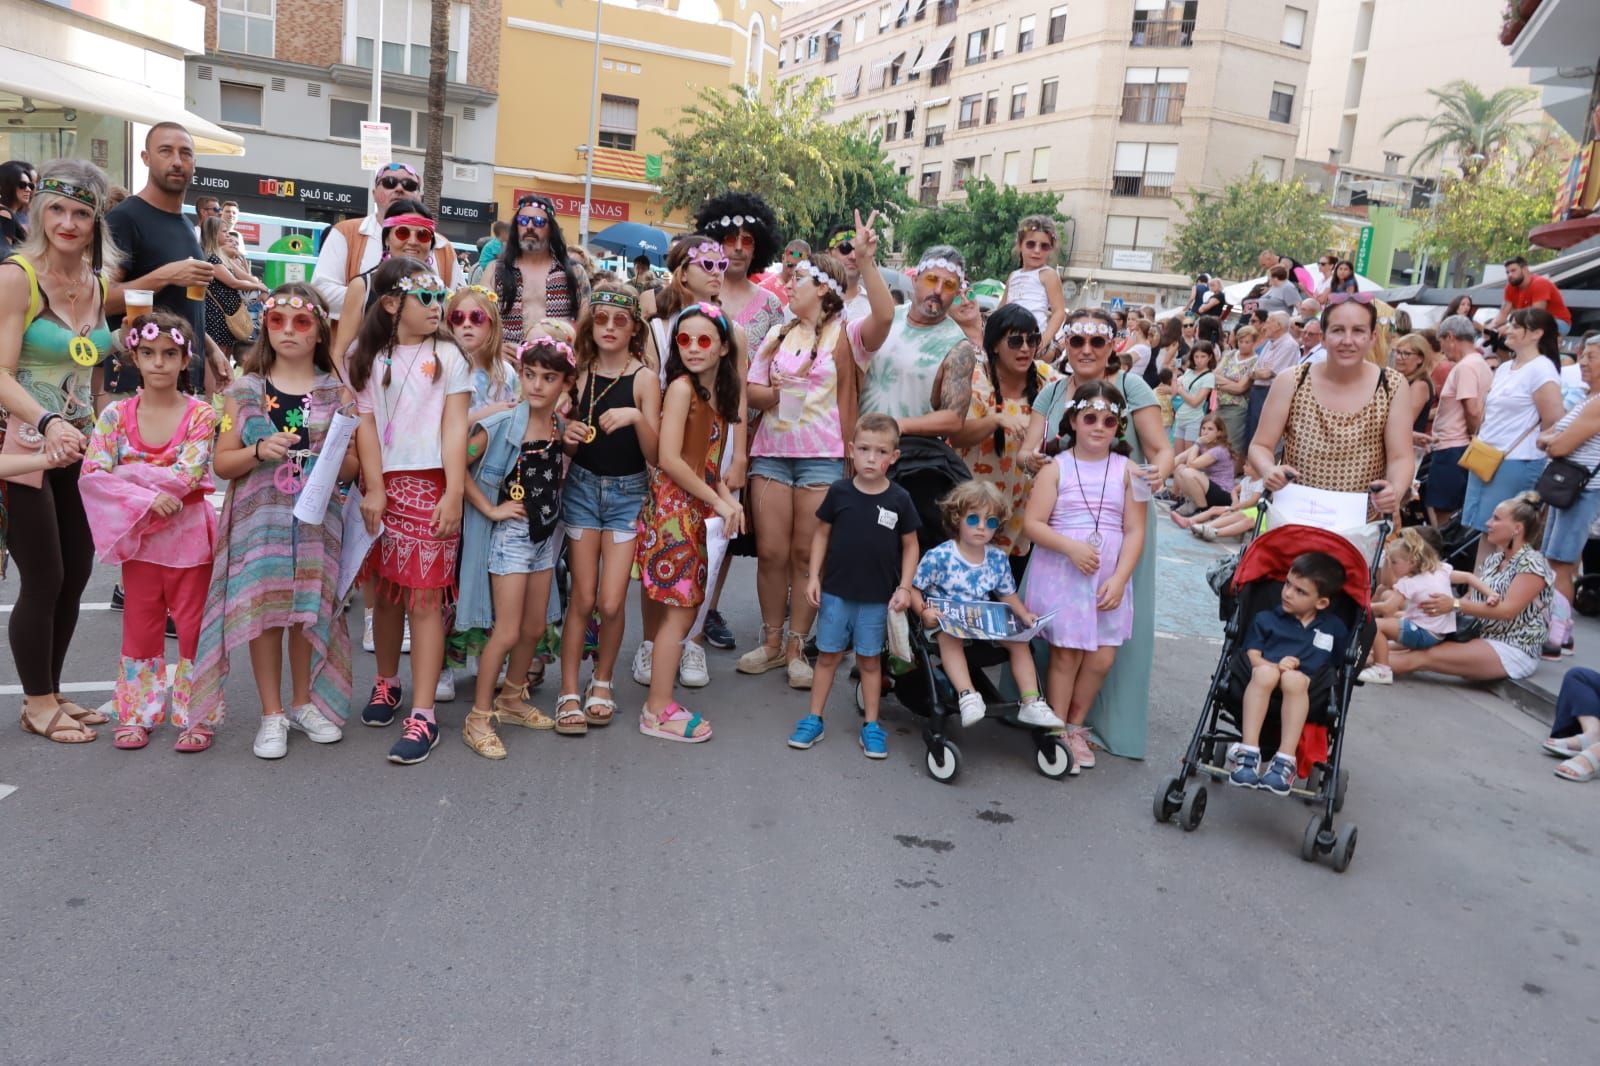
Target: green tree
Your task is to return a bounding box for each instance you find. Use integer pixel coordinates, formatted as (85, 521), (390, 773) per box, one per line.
(1414, 145), (1566, 276)
(1382, 80), (1542, 179)
(654, 78), (912, 247)
(891, 178), (1068, 283)
(1170, 171), (1335, 279)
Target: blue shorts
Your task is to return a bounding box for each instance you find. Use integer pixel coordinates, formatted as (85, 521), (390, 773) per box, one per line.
(1421, 446), (1469, 512)
(816, 593), (888, 657)
(750, 455), (847, 490)
(561, 463), (647, 539)
(1461, 458), (1544, 532)
(1542, 486), (1600, 563)
(1399, 619), (1444, 650)
(488, 516), (562, 576)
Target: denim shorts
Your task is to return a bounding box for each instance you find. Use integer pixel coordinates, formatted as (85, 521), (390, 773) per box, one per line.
(816, 592), (888, 657)
(1542, 486), (1600, 563)
(1399, 619), (1444, 650)
(750, 454), (847, 490)
(561, 463), (647, 539)
(488, 516), (562, 576)
(1462, 458), (1544, 532)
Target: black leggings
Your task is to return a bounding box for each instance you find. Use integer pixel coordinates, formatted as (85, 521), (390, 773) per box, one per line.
(6, 463), (94, 696)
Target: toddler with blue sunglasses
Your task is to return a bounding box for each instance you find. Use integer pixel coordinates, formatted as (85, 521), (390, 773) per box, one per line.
(910, 479), (1063, 730)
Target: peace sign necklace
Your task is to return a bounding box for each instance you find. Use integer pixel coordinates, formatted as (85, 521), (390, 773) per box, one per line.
(506, 416), (560, 501)
(1070, 445), (1112, 550)
(581, 362), (628, 444)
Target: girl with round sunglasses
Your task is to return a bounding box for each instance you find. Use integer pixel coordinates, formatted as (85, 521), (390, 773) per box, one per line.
(191, 283), (360, 760)
(998, 214), (1066, 347)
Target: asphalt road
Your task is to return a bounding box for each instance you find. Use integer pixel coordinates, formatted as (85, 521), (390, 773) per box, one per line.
(2, 519), (1595, 1064)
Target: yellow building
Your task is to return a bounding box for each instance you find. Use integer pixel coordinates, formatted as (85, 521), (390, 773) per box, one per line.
(495, 0), (782, 242)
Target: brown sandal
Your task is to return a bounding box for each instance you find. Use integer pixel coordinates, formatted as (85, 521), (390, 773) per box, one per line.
(58, 699), (111, 726)
(20, 706), (97, 744)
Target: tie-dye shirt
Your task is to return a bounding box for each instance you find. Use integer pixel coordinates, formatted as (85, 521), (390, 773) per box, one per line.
(749, 317), (855, 459)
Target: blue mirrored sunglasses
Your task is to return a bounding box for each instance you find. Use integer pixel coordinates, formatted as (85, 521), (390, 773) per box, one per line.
(964, 513), (1001, 530)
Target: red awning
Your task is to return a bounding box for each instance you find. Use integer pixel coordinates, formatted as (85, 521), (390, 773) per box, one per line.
(1530, 215), (1600, 251)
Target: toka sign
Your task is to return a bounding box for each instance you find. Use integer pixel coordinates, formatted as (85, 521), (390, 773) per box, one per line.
(513, 189), (629, 223)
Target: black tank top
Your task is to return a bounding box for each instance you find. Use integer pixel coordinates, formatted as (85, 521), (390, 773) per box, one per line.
(573, 367), (647, 477)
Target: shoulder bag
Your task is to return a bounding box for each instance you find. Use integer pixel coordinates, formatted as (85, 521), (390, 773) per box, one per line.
(1458, 421), (1539, 483)
(207, 287), (254, 341)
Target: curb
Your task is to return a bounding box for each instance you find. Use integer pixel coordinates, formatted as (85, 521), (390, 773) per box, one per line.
(1493, 676), (1557, 727)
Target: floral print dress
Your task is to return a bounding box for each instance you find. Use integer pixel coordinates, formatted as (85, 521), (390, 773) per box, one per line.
(960, 360), (1059, 555)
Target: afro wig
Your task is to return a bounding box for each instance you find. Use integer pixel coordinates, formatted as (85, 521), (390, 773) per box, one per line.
(694, 192), (781, 277)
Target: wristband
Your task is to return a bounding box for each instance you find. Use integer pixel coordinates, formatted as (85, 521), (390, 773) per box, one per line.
(36, 412), (60, 434)
(254, 440), (263, 461)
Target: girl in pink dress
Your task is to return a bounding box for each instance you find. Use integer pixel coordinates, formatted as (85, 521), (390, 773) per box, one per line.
(1022, 379), (1148, 771)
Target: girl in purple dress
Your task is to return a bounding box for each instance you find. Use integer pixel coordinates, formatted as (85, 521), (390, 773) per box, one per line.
(1022, 379), (1149, 772)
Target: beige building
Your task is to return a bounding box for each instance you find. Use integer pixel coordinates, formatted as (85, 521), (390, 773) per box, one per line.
(1301, 0), (1538, 178)
(779, 0), (1316, 304)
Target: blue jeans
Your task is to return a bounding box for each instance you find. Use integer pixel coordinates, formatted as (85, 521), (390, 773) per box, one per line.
(1551, 667), (1600, 739)
(561, 464), (647, 536)
(1462, 458), (1544, 531)
(1399, 619), (1443, 650)
(749, 455), (847, 490)
(1244, 385), (1271, 450)
(815, 593), (888, 656)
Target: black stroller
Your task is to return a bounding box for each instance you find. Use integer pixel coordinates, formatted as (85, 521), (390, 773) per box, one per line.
(1152, 522), (1386, 872)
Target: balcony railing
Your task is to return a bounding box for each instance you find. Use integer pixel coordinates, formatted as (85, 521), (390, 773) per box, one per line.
(957, 114), (980, 130)
(1130, 18), (1195, 47)
(919, 181), (941, 206)
(1110, 170), (1175, 197)
(1101, 245), (1174, 271)
(924, 125), (946, 147)
(1120, 90), (1186, 124)
(931, 62), (951, 87)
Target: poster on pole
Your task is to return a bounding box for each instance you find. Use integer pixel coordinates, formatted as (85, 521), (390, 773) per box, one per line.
(360, 122), (392, 171)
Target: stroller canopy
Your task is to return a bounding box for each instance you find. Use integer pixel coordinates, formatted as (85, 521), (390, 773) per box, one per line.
(1231, 525), (1376, 611)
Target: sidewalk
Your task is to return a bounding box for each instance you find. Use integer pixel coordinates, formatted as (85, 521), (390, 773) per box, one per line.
(1494, 607), (1596, 723)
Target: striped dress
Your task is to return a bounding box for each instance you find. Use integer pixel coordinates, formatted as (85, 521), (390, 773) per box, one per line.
(189, 373), (353, 727)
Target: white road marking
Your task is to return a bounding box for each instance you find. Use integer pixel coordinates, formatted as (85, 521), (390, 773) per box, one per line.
(0, 784), (17, 802)
(0, 602), (114, 614)
(0, 665), (176, 697)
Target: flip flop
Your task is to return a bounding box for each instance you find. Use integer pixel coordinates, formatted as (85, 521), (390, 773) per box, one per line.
(113, 725), (150, 750)
(1554, 749), (1600, 783)
(19, 707), (96, 744)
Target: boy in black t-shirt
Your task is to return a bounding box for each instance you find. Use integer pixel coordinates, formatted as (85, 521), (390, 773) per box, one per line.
(789, 414), (920, 760)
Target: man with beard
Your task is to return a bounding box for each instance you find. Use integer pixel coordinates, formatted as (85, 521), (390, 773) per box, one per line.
(485, 194), (588, 348)
(311, 162), (457, 320)
(104, 122), (229, 398)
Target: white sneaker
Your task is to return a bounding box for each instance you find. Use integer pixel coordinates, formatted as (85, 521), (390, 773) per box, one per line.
(678, 641), (710, 688)
(957, 690), (986, 728)
(632, 641), (653, 686)
(1358, 664), (1393, 685)
(435, 668), (457, 703)
(285, 703), (343, 744)
(362, 608), (375, 653)
(253, 714), (290, 759)
(1017, 697), (1064, 729)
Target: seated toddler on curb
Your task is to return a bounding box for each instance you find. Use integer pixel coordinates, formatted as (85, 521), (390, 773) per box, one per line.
(910, 480), (1063, 730)
(1230, 550), (1349, 795)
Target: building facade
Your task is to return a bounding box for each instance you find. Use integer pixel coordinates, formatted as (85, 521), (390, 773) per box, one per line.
(494, 0), (782, 243)
(185, 0), (501, 243)
(1, 0), (242, 187)
(780, 0), (1315, 303)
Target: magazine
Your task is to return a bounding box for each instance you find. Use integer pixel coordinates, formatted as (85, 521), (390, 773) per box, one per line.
(927, 598), (1055, 643)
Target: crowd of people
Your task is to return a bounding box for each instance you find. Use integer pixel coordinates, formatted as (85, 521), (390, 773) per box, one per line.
(2, 125), (1596, 787)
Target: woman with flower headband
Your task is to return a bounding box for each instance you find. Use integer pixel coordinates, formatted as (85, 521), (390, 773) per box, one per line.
(80, 310), (220, 751)
(190, 283), (359, 759)
(0, 158), (122, 743)
(331, 199), (448, 374)
(1019, 306), (1174, 761)
(738, 210), (894, 687)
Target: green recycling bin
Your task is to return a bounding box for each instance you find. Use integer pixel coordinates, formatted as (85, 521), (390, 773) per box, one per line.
(262, 233), (317, 290)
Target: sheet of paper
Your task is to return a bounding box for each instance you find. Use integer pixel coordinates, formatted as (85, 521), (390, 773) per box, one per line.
(1268, 483), (1369, 531)
(336, 487), (380, 602)
(292, 409), (360, 525)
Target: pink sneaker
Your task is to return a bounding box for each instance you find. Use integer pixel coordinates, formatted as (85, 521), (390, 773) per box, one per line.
(1065, 725), (1096, 770)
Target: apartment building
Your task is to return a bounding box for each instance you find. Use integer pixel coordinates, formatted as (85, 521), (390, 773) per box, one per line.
(185, 0), (502, 243)
(780, 0), (1315, 303)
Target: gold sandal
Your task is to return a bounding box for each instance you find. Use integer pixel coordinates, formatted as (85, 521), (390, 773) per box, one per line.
(493, 683), (555, 730)
(462, 708), (507, 760)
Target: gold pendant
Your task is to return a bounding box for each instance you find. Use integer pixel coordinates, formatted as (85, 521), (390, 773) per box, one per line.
(68, 335), (100, 367)
(583, 424), (599, 444)
(509, 482), (525, 501)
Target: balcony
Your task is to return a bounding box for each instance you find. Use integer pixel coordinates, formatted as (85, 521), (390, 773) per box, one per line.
(919, 179), (941, 206)
(1121, 90), (1186, 124)
(936, 0), (958, 26)
(924, 125), (946, 147)
(1101, 245), (1174, 272)
(1111, 170), (1175, 197)
(1130, 18), (1195, 48)
(931, 62), (951, 87)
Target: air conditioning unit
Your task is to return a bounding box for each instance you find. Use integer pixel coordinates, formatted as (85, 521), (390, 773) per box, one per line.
(451, 163), (479, 183)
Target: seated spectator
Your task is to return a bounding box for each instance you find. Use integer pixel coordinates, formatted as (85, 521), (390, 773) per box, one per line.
(1171, 468), (1262, 541)
(1492, 255), (1572, 336)
(1545, 667), (1600, 782)
(1171, 413), (1235, 517)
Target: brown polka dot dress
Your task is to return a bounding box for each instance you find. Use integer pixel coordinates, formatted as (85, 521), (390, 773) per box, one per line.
(1282, 364), (1404, 493)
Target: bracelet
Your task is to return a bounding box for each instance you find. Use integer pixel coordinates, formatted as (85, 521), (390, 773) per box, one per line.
(253, 440), (262, 461)
(36, 412), (60, 434)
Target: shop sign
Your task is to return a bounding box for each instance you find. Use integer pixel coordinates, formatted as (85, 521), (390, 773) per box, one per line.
(512, 188), (629, 223)
(192, 168), (367, 212)
(439, 198), (499, 225)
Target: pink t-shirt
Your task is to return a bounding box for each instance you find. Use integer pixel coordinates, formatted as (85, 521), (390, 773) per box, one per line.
(1398, 569), (1455, 635)
(749, 317), (855, 459)
(356, 338), (474, 473)
(1432, 353), (1494, 449)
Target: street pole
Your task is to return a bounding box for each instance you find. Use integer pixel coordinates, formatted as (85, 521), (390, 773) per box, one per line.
(371, 0), (384, 124)
(580, 0), (603, 246)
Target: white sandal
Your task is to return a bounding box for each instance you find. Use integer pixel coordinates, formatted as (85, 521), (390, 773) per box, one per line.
(583, 678), (616, 727)
(1542, 731), (1599, 758)
(1555, 748), (1600, 782)
(553, 693), (587, 736)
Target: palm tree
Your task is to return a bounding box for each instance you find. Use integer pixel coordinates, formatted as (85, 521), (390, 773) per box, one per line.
(422, 0), (450, 217)
(1383, 80), (1542, 179)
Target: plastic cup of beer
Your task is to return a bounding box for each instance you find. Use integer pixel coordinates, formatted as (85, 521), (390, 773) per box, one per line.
(124, 289), (154, 317)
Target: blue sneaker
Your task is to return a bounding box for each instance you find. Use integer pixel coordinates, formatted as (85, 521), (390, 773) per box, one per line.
(787, 714), (825, 749)
(1228, 747), (1261, 788)
(362, 677), (401, 727)
(1259, 753), (1297, 796)
(386, 713), (440, 764)
(860, 721), (888, 760)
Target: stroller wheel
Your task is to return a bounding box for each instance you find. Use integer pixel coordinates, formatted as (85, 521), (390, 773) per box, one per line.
(854, 680), (867, 716)
(1152, 776), (1183, 823)
(926, 740), (961, 783)
(1301, 814), (1327, 862)
(1035, 738), (1073, 780)
(1331, 823), (1358, 873)
(1179, 783), (1207, 832)
(1333, 769), (1349, 814)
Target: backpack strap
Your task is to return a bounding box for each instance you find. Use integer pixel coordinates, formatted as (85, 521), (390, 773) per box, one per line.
(4, 255), (43, 330)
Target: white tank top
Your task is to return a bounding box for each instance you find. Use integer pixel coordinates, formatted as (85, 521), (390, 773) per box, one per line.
(1006, 266), (1052, 332)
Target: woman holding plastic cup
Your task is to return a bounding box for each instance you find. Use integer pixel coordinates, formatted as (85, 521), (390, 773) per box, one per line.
(737, 213), (894, 688)
(1020, 307), (1173, 759)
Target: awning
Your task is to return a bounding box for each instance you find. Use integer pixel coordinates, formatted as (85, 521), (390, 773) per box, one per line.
(842, 64), (863, 98)
(0, 45), (245, 156)
(908, 35), (955, 74)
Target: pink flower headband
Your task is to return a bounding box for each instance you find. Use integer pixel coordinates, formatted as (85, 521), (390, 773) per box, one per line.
(518, 336), (577, 367)
(133, 320), (190, 352)
(263, 294), (327, 320)
(688, 242), (722, 261)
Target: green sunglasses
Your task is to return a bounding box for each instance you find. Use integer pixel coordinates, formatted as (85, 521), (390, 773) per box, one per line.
(406, 289), (449, 306)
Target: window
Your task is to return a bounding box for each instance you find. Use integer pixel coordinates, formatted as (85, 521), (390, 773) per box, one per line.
(937, 0), (958, 26)
(1122, 67), (1188, 123)
(966, 29), (989, 65)
(329, 99), (365, 140)
(219, 0), (275, 58)
(885, 119), (899, 141)
(880, 3), (893, 33)
(1017, 14), (1036, 51)
(919, 168), (941, 206)
(598, 94), (638, 151)
(958, 94), (982, 129)
(914, 0), (928, 21)
(1103, 215), (1169, 270)
(904, 107), (916, 137)
(890, 51), (907, 85)
(1111, 142), (1178, 197)
(985, 90), (999, 125)
(1048, 4), (1068, 44)
(1259, 156), (1285, 182)
(330, 99), (453, 152)
(1039, 78), (1059, 115)
(953, 157), (976, 188)
(219, 81), (263, 126)
(381, 105), (412, 148)
(1002, 150), (1021, 186)
(924, 125), (945, 147)
(855, 14), (866, 42)
(825, 21), (843, 62)
(807, 35), (819, 59)
(1131, 0), (1196, 48)
(1282, 6), (1307, 48)
(353, 0), (465, 82)
(1030, 147), (1050, 184)
(977, 153), (991, 178)
(931, 45), (953, 86)
(992, 24), (1007, 58)
(1010, 84), (1028, 120)
(1269, 81), (1296, 123)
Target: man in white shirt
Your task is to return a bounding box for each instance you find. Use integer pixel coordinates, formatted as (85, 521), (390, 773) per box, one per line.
(1299, 317), (1326, 364)
(1246, 312), (1300, 444)
(311, 162), (457, 319)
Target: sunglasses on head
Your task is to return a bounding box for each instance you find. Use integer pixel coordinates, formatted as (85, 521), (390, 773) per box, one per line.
(377, 176), (420, 192)
(1068, 335), (1110, 350)
(964, 513), (1001, 530)
(721, 232), (755, 252)
(1327, 292), (1374, 305)
(676, 331), (719, 351)
(516, 214), (549, 229)
(592, 309), (632, 329)
(448, 308), (489, 327)
(1003, 332), (1042, 351)
(692, 255), (730, 274)
(407, 289), (448, 307)
(265, 309), (319, 334)
(1076, 411), (1120, 428)
(785, 249), (806, 260)
(387, 224), (433, 244)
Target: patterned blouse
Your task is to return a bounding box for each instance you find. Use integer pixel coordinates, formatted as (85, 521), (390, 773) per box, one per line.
(961, 359), (1059, 555)
(1282, 364), (1404, 494)
(1476, 546), (1554, 656)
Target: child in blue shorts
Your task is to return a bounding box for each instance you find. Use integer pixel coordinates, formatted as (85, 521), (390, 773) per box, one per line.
(789, 414), (920, 759)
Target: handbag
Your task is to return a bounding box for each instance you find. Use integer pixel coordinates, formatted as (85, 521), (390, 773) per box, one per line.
(1458, 421), (1539, 483)
(208, 288), (253, 341)
(1534, 455), (1600, 509)
(0, 413), (45, 489)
